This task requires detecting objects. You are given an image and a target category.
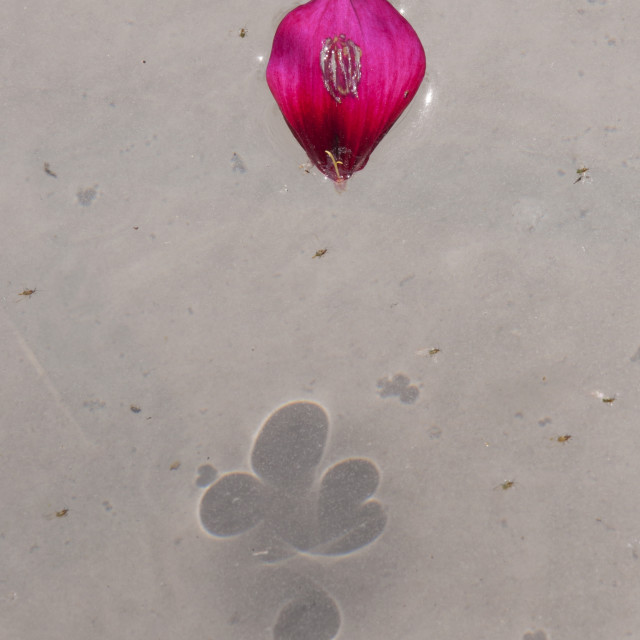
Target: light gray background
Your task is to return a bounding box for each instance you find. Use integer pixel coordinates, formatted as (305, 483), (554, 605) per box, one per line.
(2, 0), (640, 638)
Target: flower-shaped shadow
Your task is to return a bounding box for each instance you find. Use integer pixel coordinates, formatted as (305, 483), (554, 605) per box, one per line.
(199, 401), (386, 557)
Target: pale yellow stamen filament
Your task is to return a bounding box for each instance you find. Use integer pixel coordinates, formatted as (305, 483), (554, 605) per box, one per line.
(325, 150), (344, 181)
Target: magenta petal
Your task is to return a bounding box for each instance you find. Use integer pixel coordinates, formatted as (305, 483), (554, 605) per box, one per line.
(266, 0), (426, 182)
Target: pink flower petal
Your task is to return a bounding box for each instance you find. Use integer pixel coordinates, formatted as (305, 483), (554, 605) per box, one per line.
(267, 0), (426, 182)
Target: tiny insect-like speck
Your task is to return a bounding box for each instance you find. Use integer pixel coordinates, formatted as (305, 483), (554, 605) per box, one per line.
(239, 28), (247, 38)
(169, 461), (181, 471)
(602, 397), (615, 404)
(312, 248), (328, 259)
(44, 162), (57, 177)
(416, 347), (441, 357)
(574, 166), (590, 184)
(556, 434), (572, 443)
(18, 288), (37, 298)
(56, 509), (69, 518)
(495, 480), (516, 491)
(130, 404), (141, 413)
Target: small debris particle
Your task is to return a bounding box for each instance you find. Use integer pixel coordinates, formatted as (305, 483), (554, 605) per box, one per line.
(169, 461), (181, 471)
(133, 226), (139, 230)
(56, 509), (69, 518)
(574, 166), (590, 184)
(556, 435), (572, 443)
(44, 162), (57, 177)
(130, 405), (141, 413)
(416, 347), (441, 357)
(602, 397), (615, 404)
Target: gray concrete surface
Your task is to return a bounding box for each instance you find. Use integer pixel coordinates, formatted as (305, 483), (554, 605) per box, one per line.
(2, 0), (640, 638)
